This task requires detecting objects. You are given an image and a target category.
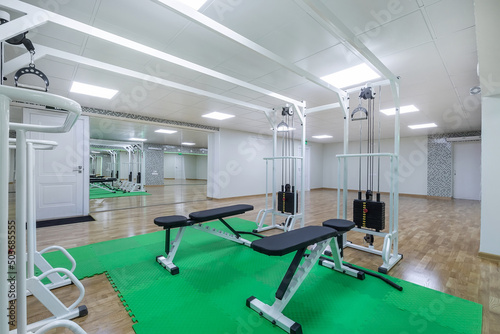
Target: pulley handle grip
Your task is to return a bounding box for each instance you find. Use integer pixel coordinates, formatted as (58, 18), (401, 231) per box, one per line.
(14, 66), (50, 92)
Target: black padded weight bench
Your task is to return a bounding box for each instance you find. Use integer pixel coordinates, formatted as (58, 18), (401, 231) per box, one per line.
(154, 204), (259, 275)
(90, 176), (119, 193)
(247, 226), (338, 334)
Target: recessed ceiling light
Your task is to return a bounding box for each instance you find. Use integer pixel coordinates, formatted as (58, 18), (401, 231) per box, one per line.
(129, 138), (147, 141)
(380, 105), (419, 116)
(182, 142), (196, 146)
(70, 81), (118, 99)
(202, 112), (235, 120)
(155, 129), (178, 134)
(321, 64), (380, 89)
(159, 0), (208, 10)
(408, 123), (437, 130)
(277, 127), (296, 132)
(312, 135), (333, 139)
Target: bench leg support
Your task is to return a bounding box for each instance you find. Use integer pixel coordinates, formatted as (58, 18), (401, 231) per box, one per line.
(156, 226), (186, 275)
(319, 236), (365, 280)
(246, 239), (330, 334)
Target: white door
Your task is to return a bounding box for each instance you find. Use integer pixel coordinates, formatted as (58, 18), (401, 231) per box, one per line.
(24, 109), (89, 220)
(453, 141), (481, 200)
(175, 154), (185, 180)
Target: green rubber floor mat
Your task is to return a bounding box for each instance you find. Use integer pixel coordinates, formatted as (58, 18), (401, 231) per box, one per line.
(89, 188), (151, 199)
(42, 217), (482, 334)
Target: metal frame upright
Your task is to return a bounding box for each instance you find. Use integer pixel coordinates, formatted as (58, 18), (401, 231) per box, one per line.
(255, 103), (307, 232)
(296, 0), (403, 273)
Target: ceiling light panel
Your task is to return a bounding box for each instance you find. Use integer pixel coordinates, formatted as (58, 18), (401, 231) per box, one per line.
(202, 112), (235, 120)
(160, 0), (208, 11)
(182, 142), (196, 146)
(129, 138), (147, 141)
(312, 135), (333, 139)
(155, 129), (178, 134)
(408, 123), (437, 129)
(321, 64), (380, 88)
(380, 105), (419, 116)
(70, 81), (118, 99)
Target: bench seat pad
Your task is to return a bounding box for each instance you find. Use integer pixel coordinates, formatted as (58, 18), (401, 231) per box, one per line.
(322, 219), (355, 232)
(154, 215), (189, 228)
(189, 204), (254, 223)
(251, 226), (337, 256)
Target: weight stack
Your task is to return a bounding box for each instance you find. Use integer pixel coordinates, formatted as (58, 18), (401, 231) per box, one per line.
(277, 191), (298, 214)
(353, 199), (385, 231)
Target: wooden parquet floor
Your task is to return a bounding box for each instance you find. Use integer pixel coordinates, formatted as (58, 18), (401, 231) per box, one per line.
(8, 185), (499, 333)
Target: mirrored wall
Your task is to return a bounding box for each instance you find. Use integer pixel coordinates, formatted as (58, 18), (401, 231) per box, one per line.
(89, 117), (210, 211)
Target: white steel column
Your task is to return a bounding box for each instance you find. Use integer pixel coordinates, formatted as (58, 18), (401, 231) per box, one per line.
(0, 94), (10, 334)
(15, 129), (27, 334)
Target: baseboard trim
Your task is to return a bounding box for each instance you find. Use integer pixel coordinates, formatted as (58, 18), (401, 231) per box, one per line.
(478, 252), (500, 262)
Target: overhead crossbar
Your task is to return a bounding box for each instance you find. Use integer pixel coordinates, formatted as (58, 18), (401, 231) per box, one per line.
(0, 0), (303, 108)
(294, 0), (398, 82)
(156, 0), (346, 101)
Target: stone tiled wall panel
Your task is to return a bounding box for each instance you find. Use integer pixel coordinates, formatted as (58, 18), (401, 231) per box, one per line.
(427, 131), (481, 197)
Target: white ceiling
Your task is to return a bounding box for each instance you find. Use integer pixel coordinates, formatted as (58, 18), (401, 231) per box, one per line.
(1, 0), (480, 147)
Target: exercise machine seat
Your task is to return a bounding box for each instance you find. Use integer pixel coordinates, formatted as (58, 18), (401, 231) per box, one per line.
(251, 226), (337, 256)
(189, 204), (254, 222)
(154, 215), (189, 229)
(322, 219), (355, 232)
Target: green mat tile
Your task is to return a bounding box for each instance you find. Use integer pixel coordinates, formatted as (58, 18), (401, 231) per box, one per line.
(89, 188), (151, 199)
(42, 218), (482, 334)
(382, 280), (483, 334)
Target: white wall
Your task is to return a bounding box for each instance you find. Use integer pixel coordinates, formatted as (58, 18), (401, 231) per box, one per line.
(322, 136), (427, 196)
(480, 97), (500, 256)
(164, 153), (207, 180)
(196, 155), (207, 180)
(207, 128), (324, 199)
(208, 129), (272, 198)
(184, 155), (197, 179)
(308, 142), (324, 189)
(476, 0), (500, 257)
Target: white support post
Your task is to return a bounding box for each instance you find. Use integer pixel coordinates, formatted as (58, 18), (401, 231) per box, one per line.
(27, 142), (35, 278)
(297, 103), (306, 229)
(0, 93), (10, 334)
(341, 94), (349, 220)
(15, 129), (28, 334)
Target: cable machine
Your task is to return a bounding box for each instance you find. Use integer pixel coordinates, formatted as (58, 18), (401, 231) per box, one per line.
(255, 103), (306, 232)
(119, 143), (145, 192)
(351, 87), (385, 234)
(336, 83), (403, 274)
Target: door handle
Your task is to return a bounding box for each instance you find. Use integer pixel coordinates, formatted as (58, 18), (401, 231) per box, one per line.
(73, 166), (83, 173)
